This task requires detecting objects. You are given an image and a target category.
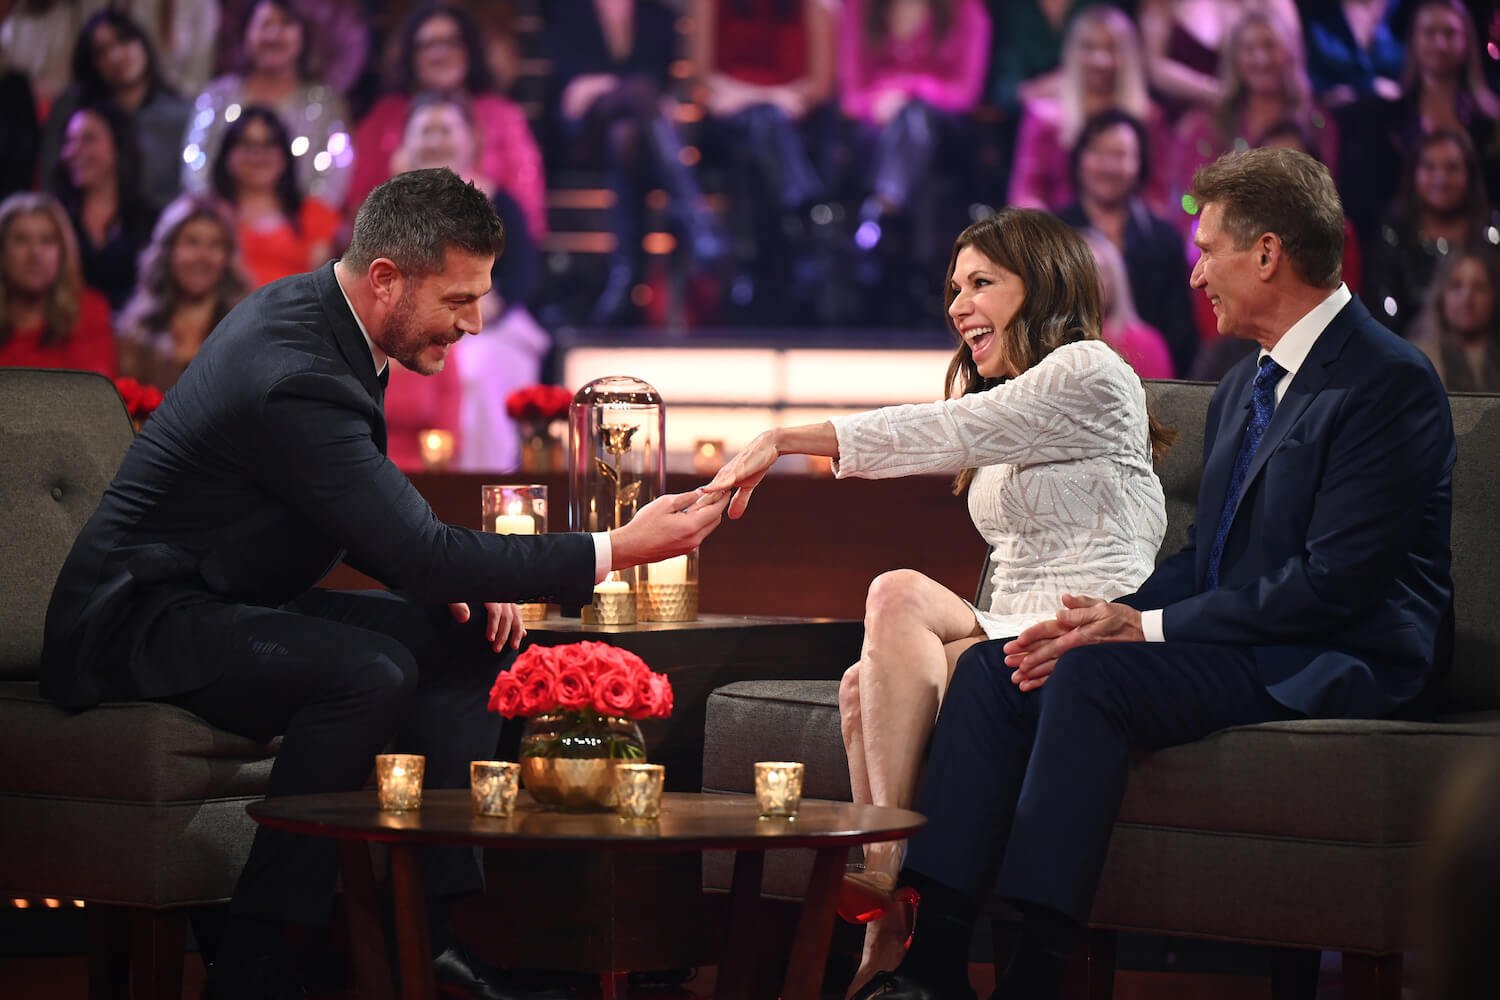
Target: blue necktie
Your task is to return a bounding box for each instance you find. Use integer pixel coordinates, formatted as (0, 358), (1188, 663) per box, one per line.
(1206, 355), (1285, 589)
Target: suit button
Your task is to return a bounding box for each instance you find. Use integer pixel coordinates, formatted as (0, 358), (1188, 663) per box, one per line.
(50, 487), (63, 501)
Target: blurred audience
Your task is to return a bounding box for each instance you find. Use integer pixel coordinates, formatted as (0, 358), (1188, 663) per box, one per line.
(984, 0), (1093, 114)
(689, 0), (835, 323)
(840, 0), (991, 283)
(38, 10), (189, 216)
(1365, 127), (1499, 337)
(544, 0), (725, 326)
(1008, 6), (1169, 214)
(1302, 0), (1406, 108)
(1080, 227), (1175, 378)
(48, 102), (152, 312)
(183, 0), (353, 207)
(0, 63), (40, 201)
(117, 193), (250, 391)
(352, 4), (544, 237)
(211, 105), (338, 287)
(1411, 247), (1500, 390)
(1171, 9), (1338, 233)
(0, 192), (114, 376)
(1058, 109), (1198, 376)
(217, 0), (370, 98)
(1138, 0), (1302, 117)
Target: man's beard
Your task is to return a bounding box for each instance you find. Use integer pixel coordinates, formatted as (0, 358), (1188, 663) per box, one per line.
(385, 288), (449, 376)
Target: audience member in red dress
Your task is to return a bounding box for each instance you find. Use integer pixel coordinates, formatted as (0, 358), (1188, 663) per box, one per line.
(183, 0), (354, 208)
(0, 192), (115, 377)
(213, 106), (339, 288)
(349, 4), (545, 239)
(1170, 9), (1338, 237)
(37, 10), (190, 217)
(839, 0), (991, 295)
(48, 102), (153, 313)
(1365, 127), (1500, 338)
(1412, 247), (1500, 392)
(1057, 110), (1198, 376)
(1138, 0), (1302, 117)
(117, 193), (251, 391)
(1079, 227), (1175, 380)
(689, 0), (835, 322)
(1008, 5), (1170, 215)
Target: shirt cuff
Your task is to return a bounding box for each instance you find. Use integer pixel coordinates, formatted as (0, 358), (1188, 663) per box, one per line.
(592, 532), (612, 584)
(1140, 609), (1165, 643)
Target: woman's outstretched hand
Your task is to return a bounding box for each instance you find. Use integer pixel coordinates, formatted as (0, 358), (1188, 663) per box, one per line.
(705, 431), (781, 519)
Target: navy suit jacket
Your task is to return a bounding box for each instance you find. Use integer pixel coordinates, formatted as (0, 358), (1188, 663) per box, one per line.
(42, 264), (596, 709)
(1119, 295), (1455, 718)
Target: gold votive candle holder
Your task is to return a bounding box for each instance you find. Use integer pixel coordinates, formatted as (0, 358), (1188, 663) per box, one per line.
(376, 753), (425, 812)
(615, 763), (665, 821)
(754, 760), (804, 818)
(637, 581), (698, 622)
(583, 571), (636, 625)
(418, 429), (455, 471)
(470, 760), (520, 817)
(483, 484), (549, 621)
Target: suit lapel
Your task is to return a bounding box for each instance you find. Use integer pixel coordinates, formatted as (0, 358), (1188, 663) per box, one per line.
(1230, 298), (1360, 522)
(1194, 359), (1256, 583)
(314, 262), (385, 405)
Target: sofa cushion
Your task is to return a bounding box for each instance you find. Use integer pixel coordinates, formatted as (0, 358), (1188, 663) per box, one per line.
(0, 681), (278, 802)
(703, 680), (851, 802)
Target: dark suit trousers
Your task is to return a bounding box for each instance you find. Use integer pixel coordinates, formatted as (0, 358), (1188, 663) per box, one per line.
(904, 640), (1297, 924)
(155, 589), (510, 925)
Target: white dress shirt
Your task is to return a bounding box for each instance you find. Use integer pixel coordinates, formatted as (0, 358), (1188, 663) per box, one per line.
(1140, 283), (1352, 642)
(334, 272), (613, 583)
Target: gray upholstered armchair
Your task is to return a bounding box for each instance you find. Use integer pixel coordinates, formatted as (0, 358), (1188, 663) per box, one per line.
(0, 368), (278, 999)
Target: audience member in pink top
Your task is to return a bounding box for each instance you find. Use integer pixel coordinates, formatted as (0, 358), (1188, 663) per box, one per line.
(1008, 6), (1171, 215)
(1079, 227), (1174, 379)
(1170, 10), (1338, 236)
(383, 359), (463, 473)
(0, 193), (115, 377)
(840, 0), (991, 281)
(348, 5), (546, 239)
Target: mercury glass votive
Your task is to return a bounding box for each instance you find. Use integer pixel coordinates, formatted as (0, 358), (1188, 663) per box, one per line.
(376, 753), (425, 812)
(638, 548), (698, 622)
(583, 569), (637, 625)
(754, 761), (805, 818)
(418, 429), (455, 471)
(615, 763), (665, 821)
(470, 760), (521, 817)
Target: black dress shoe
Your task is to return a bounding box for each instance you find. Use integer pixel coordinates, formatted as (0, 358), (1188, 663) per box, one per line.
(432, 939), (571, 1000)
(201, 954), (306, 1000)
(850, 970), (976, 1000)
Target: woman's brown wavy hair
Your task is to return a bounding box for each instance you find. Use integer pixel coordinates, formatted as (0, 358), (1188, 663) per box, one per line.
(943, 209), (1175, 493)
(0, 193), (83, 351)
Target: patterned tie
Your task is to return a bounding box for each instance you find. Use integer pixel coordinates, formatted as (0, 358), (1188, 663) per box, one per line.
(1206, 355), (1286, 589)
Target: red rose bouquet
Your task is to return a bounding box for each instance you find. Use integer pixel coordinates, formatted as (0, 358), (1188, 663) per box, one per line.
(504, 384), (574, 422)
(113, 377), (164, 429)
(490, 641), (673, 763)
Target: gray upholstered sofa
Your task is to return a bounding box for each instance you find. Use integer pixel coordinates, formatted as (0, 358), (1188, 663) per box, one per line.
(701, 381), (1500, 1000)
(0, 369), (279, 999)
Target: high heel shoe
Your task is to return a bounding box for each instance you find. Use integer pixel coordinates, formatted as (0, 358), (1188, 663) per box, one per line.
(838, 870), (920, 924)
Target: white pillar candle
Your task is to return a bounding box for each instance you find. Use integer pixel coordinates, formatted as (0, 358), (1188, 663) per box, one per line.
(493, 514), (535, 535)
(648, 555), (688, 585)
(595, 576), (631, 594)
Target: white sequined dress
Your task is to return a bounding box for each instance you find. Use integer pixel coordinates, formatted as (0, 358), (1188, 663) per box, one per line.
(831, 340), (1167, 639)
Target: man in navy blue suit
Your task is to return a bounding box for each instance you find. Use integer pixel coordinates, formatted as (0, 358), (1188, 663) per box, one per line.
(851, 148), (1456, 1000)
(43, 169), (727, 1000)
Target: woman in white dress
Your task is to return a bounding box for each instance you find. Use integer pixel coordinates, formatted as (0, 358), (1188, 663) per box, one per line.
(706, 208), (1171, 992)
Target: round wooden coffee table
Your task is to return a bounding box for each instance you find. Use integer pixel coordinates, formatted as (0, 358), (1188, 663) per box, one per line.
(249, 789), (925, 1000)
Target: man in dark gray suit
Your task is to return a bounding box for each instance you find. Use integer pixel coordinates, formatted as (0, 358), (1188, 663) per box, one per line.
(42, 168), (726, 999)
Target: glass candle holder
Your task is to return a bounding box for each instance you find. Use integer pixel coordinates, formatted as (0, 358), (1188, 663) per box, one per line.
(482, 484), (549, 621)
(754, 760), (804, 818)
(637, 548), (698, 622)
(614, 763), (665, 821)
(568, 376), (665, 534)
(376, 753), (425, 812)
(418, 429), (455, 471)
(470, 760), (521, 817)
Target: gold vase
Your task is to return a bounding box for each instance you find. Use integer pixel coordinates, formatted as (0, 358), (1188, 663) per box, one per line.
(519, 711), (646, 810)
